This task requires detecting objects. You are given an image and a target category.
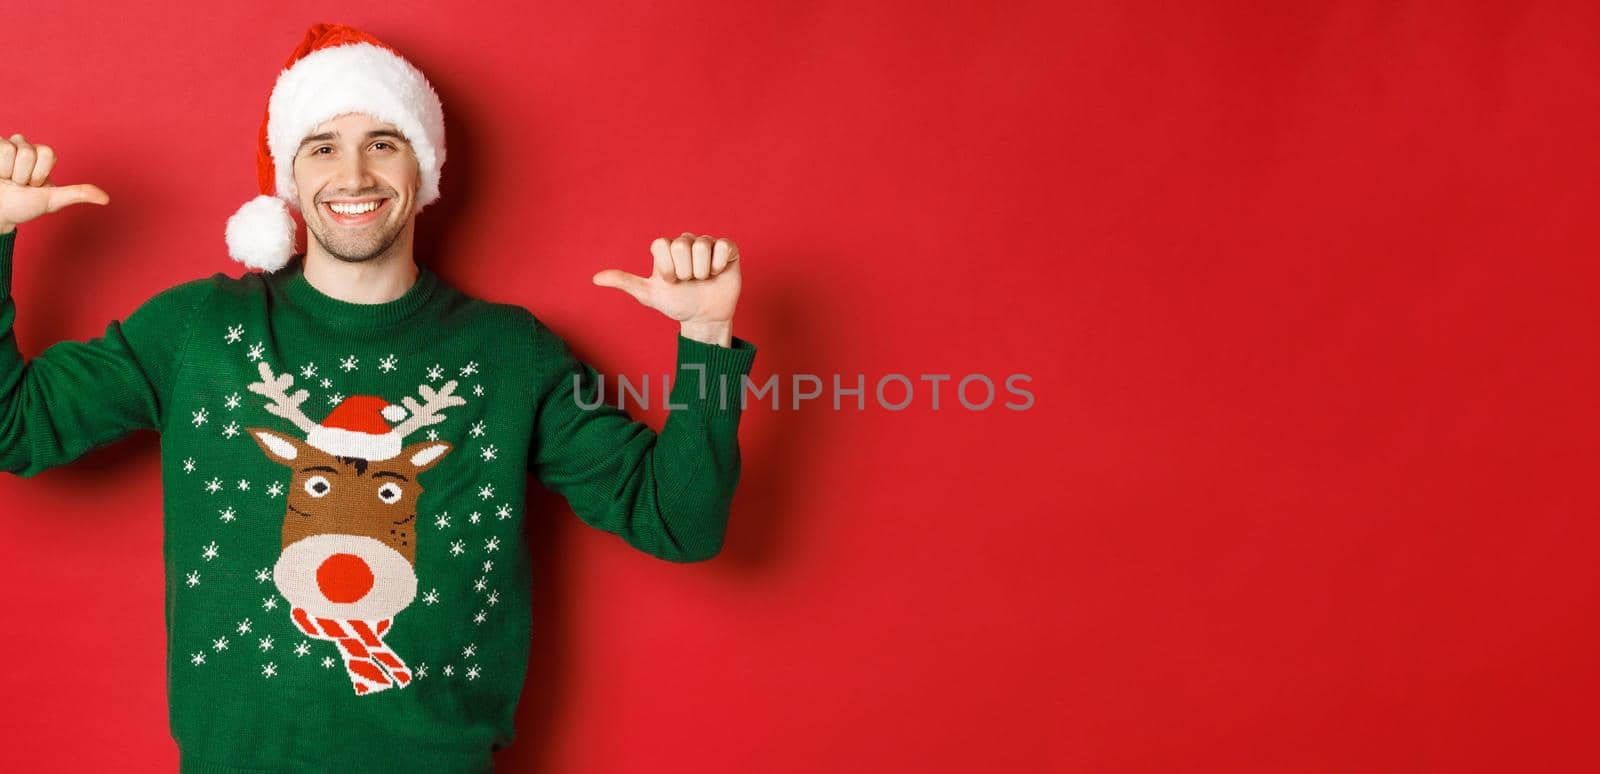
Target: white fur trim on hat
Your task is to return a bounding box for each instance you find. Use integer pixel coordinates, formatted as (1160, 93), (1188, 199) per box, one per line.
(267, 42), (446, 214)
(305, 425), (403, 461)
(225, 195), (297, 272)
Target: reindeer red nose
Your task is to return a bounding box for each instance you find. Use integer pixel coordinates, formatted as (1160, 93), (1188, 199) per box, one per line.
(317, 553), (375, 603)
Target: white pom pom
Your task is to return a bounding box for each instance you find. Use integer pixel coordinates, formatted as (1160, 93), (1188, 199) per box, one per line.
(225, 195), (296, 272)
(381, 404), (408, 422)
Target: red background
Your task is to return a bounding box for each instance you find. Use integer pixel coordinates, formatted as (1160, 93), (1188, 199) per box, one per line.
(3, 1), (1597, 771)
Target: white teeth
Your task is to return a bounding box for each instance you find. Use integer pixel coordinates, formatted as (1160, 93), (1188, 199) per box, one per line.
(328, 201), (380, 215)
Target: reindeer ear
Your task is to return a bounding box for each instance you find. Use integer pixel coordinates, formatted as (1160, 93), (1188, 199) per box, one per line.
(248, 427), (305, 464)
(402, 440), (453, 474)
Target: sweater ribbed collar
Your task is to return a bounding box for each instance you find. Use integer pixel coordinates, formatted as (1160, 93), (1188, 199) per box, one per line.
(279, 254), (438, 328)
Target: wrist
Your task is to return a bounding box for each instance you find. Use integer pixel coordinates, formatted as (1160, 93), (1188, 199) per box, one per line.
(680, 319), (733, 348)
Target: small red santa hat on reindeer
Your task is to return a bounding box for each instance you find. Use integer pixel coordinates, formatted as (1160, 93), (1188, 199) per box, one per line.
(306, 395), (413, 461)
(225, 23), (446, 272)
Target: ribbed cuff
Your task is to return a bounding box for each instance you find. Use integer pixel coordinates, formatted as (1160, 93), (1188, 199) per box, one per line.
(670, 333), (758, 417)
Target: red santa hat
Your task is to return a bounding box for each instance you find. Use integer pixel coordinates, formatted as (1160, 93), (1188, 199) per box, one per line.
(306, 395), (412, 461)
(224, 23), (447, 272)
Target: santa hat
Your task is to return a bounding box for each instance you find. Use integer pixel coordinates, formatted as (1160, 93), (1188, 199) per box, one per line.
(306, 395), (412, 461)
(225, 23), (446, 272)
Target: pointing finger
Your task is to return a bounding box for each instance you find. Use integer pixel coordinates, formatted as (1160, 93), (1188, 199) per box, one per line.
(592, 269), (652, 305)
(45, 183), (110, 213)
(650, 237), (678, 283)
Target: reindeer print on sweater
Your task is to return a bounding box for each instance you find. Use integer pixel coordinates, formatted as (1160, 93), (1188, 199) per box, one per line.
(174, 307), (528, 703)
(244, 361), (462, 695)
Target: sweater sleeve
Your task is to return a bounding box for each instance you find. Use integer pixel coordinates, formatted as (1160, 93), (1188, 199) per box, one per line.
(0, 229), (213, 478)
(526, 317), (758, 562)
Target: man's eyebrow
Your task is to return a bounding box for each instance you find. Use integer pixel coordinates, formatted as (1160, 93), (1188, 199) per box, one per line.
(297, 130), (408, 151)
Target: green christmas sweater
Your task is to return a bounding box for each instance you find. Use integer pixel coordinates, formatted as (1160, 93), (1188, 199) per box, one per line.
(0, 228), (757, 773)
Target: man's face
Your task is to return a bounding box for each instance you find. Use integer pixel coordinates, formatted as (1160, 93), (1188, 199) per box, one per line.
(292, 112), (419, 263)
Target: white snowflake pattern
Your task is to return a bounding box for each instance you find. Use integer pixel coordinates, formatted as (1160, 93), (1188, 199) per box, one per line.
(262, 662), (278, 679)
(224, 324), (244, 344)
(426, 364), (444, 382)
(449, 540), (466, 557)
(224, 392), (241, 410)
(327, 392), (345, 406)
(469, 421), (486, 438)
(466, 665), (481, 681)
(236, 618), (253, 635)
(201, 541), (220, 562)
(434, 512), (451, 530)
(212, 636), (230, 652)
(462, 643), (478, 659)
(416, 664), (429, 679)
(321, 656), (335, 669)
(258, 634), (275, 652)
(473, 610), (487, 625)
(183, 457), (196, 474)
(482, 560), (494, 572)
(468, 511), (481, 524)
(495, 504), (512, 521)
(205, 477), (223, 494)
(484, 536), (501, 553)
(379, 354), (398, 373)
(218, 507), (236, 523)
(460, 361), (479, 377)
(473, 576), (487, 592)
(191, 408), (209, 427)
(247, 342), (265, 361)
(320, 377), (332, 389)
(222, 421), (240, 439)
(443, 664), (455, 677)
(477, 483), (495, 500)
(266, 481), (284, 498)
(479, 444), (498, 462)
(473, 384), (484, 397)
(422, 588), (440, 605)
(190, 652), (207, 666)
(255, 567), (272, 583)
(294, 641), (311, 657)
(185, 570), (200, 588)
(340, 355), (359, 372)
(237, 479), (251, 492)
(426, 429), (439, 441)
(299, 362), (318, 379)
(486, 590), (500, 606)
(262, 596), (279, 611)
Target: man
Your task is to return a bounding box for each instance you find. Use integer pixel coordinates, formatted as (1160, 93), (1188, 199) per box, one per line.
(0, 23), (756, 773)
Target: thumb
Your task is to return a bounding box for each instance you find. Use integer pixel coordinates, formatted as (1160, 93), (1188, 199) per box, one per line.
(44, 183), (109, 213)
(592, 269), (652, 305)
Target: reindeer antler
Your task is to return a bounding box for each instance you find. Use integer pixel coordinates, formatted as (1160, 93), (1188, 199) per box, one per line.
(389, 379), (468, 439)
(246, 361), (321, 434)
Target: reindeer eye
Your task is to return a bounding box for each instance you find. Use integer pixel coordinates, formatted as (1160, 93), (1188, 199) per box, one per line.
(377, 482), (403, 504)
(305, 475), (332, 497)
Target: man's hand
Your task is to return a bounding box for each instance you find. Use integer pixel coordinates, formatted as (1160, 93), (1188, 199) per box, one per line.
(593, 232), (742, 347)
(0, 134), (109, 234)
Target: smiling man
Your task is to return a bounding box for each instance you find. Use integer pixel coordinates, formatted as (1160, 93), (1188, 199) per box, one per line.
(0, 22), (756, 774)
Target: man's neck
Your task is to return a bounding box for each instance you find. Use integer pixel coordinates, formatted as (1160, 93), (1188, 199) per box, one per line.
(302, 236), (419, 304)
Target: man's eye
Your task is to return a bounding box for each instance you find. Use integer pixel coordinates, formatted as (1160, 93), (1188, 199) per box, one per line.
(313, 146), (332, 155)
(373, 142), (394, 151)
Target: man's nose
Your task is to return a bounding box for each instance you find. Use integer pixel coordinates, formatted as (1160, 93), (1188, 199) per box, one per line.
(333, 151), (376, 191)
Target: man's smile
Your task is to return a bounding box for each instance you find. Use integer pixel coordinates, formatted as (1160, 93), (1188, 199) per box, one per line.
(320, 197), (390, 227)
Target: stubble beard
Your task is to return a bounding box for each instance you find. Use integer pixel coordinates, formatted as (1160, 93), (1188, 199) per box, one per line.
(306, 201), (409, 264)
